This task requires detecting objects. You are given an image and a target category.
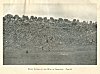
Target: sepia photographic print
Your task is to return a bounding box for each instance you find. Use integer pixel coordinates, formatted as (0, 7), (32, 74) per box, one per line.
(3, 3), (97, 65)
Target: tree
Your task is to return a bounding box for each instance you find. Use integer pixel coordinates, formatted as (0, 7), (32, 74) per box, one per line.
(14, 15), (21, 21)
(50, 17), (54, 22)
(64, 19), (68, 22)
(58, 18), (63, 22)
(72, 19), (77, 25)
(22, 15), (29, 21)
(43, 17), (47, 22)
(37, 17), (43, 22)
(30, 16), (34, 21)
(4, 14), (13, 22)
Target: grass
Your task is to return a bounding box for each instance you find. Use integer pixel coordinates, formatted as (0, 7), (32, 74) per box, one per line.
(3, 45), (97, 65)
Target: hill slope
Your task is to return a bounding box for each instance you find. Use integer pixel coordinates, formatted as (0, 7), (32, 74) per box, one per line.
(3, 14), (97, 65)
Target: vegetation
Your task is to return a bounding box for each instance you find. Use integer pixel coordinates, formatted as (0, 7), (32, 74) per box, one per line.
(3, 14), (97, 65)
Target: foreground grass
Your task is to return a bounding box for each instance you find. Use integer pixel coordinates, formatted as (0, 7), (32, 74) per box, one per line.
(4, 45), (97, 65)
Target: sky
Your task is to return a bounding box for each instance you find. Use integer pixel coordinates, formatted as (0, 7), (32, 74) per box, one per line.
(3, 3), (97, 22)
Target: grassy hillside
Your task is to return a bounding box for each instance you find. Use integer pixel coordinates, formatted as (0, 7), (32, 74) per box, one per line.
(3, 14), (97, 65)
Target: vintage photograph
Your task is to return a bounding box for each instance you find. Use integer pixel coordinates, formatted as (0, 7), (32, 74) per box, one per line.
(3, 3), (97, 65)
